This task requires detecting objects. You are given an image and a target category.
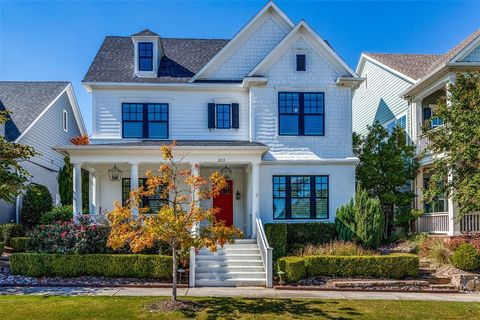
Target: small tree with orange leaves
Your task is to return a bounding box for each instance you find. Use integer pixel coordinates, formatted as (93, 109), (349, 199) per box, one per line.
(107, 143), (242, 301)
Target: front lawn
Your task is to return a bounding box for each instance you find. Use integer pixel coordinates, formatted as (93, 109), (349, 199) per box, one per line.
(0, 296), (479, 319)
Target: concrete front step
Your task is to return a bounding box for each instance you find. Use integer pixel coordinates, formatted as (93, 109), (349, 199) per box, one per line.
(195, 260), (264, 267)
(198, 248), (260, 255)
(195, 279), (266, 287)
(196, 254), (262, 261)
(196, 266), (265, 273)
(196, 272), (266, 280)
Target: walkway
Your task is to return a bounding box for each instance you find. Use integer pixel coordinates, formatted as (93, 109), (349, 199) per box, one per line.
(1, 286), (479, 302)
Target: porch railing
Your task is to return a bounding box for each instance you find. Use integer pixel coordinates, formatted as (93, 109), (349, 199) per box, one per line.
(414, 212), (449, 234)
(256, 217), (273, 288)
(461, 212), (480, 233)
(416, 135), (431, 156)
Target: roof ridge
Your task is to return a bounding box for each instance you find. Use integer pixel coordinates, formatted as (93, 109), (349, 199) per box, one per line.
(0, 80), (70, 83)
(104, 35), (230, 41)
(365, 52), (444, 56)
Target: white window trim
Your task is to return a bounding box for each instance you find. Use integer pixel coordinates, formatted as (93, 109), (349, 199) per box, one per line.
(384, 111), (407, 131)
(63, 109), (68, 132)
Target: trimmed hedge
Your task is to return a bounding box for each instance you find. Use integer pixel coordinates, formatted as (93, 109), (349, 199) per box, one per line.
(10, 253), (172, 279)
(451, 244), (480, 271)
(265, 223), (337, 262)
(278, 254), (419, 282)
(10, 237), (28, 252)
(0, 224), (26, 246)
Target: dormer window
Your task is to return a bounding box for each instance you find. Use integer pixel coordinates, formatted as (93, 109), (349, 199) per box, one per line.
(296, 54), (306, 71)
(138, 42), (153, 71)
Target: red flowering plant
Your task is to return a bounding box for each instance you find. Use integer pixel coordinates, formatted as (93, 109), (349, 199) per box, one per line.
(26, 216), (110, 254)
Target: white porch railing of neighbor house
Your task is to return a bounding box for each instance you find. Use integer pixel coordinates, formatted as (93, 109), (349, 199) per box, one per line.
(417, 135), (431, 155)
(256, 217), (273, 288)
(461, 212), (480, 233)
(414, 213), (449, 234)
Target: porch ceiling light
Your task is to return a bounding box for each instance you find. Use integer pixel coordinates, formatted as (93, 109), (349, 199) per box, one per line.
(220, 164), (232, 180)
(108, 164), (122, 181)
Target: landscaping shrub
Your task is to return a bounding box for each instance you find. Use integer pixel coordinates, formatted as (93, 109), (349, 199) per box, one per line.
(21, 184), (53, 227)
(10, 253), (172, 279)
(419, 237), (452, 265)
(0, 242), (4, 255)
(295, 241), (375, 257)
(0, 223), (26, 246)
(278, 254), (418, 281)
(265, 223), (288, 262)
(27, 218), (111, 254)
(451, 243), (480, 272)
(277, 257), (307, 283)
(40, 206), (73, 224)
(336, 187), (384, 248)
(10, 237), (28, 252)
(448, 235), (480, 253)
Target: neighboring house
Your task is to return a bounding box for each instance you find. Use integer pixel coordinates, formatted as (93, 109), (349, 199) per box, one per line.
(54, 2), (362, 286)
(0, 81), (86, 224)
(353, 29), (480, 236)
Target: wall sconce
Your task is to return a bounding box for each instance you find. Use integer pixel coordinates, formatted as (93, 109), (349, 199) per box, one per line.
(236, 191), (241, 200)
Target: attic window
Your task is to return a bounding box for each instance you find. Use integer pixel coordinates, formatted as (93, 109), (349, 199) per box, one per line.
(296, 54), (306, 71)
(138, 42), (153, 71)
(62, 109), (68, 132)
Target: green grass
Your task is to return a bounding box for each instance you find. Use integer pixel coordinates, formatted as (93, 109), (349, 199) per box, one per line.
(0, 296), (479, 319)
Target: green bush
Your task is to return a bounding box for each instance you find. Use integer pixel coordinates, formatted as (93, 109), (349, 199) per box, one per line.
(451, 244), (480, 272)
(0, 242), (4, 255)
(10, 253), (172, 279)
(297, 241), (375, 257)
(40, 206), (73, 224)
(277, 257), (307, 283)
(305, 254), (418, 278)
(10, 237), (28, 252)
(336, 187), (384, 248)
(265, 222), (337, 263)
(21, 184), (53, 227)
(265, 223), (288, 263)
(0, 224), (26, 246)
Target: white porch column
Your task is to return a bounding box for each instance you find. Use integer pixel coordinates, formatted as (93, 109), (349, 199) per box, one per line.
(191, 162), (200, 234)
(447, 169), (460, 236)
(88, 173), (94, 214)
(251, 162), (260, 238)
(245, 166), (252, 238)
(130, 162), (139, 215)
(72, 163), (82, 217)
(89, 173), (101, 215)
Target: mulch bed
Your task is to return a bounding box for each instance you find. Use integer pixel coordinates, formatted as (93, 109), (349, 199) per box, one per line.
(145, 300), (204, 313)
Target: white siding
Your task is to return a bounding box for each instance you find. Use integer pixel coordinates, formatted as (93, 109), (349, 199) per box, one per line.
(209, 16), (289, 80)
(91, 88), (249, 141)
(251, 37), (354, 160)
(352, 59), (412, 136)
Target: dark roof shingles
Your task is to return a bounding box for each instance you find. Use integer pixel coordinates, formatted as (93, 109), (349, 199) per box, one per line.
(83, 37), (229, 83)
(0, 81), (69, 140)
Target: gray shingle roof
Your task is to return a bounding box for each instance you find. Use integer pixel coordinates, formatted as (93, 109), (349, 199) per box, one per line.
(364, 53), (443, 80)
(364, 29), (480, 81)
(88, 140), (267, 147)
(83, 36), (229, 83)
(0, 81), (69, 141)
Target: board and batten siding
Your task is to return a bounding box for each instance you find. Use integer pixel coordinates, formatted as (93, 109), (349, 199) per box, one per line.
(19, 91), (81, 171)
(352, 59), (413, 137)
(91, 89), (249, 141)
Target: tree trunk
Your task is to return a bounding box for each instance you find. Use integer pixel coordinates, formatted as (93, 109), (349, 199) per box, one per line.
(172, 247), (177, 301)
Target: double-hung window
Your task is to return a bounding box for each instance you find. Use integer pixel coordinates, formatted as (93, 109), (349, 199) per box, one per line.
(138, 42), (153, 71)
(278, 92), (325, 136)
(122, 178), (168, 212)
(216, 104), (231, 129)
(273, 175), (329, 220)
(122, 103), (168, 139)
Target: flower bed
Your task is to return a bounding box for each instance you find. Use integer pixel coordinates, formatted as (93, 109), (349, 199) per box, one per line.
(278, 254), (419, 283)
(10, 253), (172, 279)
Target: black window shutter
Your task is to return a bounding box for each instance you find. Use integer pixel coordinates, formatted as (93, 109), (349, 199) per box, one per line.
(232, 103), (239, 129)
(296, 54), (306, 71)
(208, 103), (216, 129)
(423, 107), (432, 121)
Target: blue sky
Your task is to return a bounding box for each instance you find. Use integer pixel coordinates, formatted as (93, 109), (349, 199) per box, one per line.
(1, 0), (479, 133)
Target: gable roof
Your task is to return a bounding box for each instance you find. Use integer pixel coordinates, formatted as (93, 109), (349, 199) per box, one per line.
(361, 29), (480, 82)
(0, 81), (69, 141)
(189, 1), (295, 82)
(83, 36), (229, 83)
(248, 21), (358, 78)
(363, 53), (443, 81)
(131, 29), (159, 37)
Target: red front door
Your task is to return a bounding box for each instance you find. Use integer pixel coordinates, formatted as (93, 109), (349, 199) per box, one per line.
(213, 180), (234, 226)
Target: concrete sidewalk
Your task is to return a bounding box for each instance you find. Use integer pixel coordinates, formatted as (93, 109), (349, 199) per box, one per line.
(1, 286), (480, 302)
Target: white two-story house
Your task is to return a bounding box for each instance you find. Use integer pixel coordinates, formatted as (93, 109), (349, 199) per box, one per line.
(353, 29), (480, 236)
